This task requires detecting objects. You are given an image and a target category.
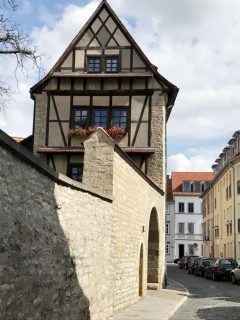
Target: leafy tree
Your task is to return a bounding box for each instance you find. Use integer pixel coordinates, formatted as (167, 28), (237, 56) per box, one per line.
(0, 0), (40, 109)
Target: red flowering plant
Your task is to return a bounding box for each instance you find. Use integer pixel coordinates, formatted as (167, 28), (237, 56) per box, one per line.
(107, 127), (126, 139)
(68, 126), (97, 138)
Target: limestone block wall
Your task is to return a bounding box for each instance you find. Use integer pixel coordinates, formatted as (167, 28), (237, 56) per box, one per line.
(82, 129), (165, 313)
(111, 151), (165, 312)
(33, 92), (48, 156)
(0, 129), (165, 319)
(147, 92), (167, 189)
(0, 132), (113, 320)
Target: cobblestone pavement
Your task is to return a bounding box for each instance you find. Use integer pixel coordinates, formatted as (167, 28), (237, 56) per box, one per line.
(168, 264), (240, 320)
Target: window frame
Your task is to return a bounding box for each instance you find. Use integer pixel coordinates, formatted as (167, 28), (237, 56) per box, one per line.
(188, 222), (194, 234)
(179, 202), (185, 213)
(105, 55), (119, 73)
(112, 109), (128, 128)
(92, 109), (109, 128)
(178, 222), (185, 234)
(166, 243), (170, 255)
(188, 202), (194, 213)
(182, 180), (191, 192)
(87, 56), (101, 73)
(68, 163), (83, 182)
(71, 107), (89, 128)
(194, 181), (201, 193)
(166, 222), (170, 235)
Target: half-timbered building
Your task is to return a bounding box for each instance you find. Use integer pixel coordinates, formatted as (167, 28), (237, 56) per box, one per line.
(31, 0), (178, 188)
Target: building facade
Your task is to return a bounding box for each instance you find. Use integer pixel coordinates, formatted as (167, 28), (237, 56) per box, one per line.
(202, 130), (240, 262)
(30, 0), (178, 190)
(167, 172), (213, 261)
(0, 1), (180, 318)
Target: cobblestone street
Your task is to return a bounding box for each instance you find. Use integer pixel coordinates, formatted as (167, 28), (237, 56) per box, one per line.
(168, 264), (240, 320)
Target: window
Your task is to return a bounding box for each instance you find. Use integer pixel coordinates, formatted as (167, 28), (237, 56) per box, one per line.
(214, 227), (219, 238)
(166, 243), (170, 255)
(166, 222), (170, 235)
(72, 109), (88, 128)
(188, 203), (194, 213)
(205, 181), (211, 190)
(105, 56), (119, 73)
(188, 223), (194, 234)
(237, 180), (240, 194)
(214, 198), (217, 209)
(93, 110), (109, 128)
(179, 202), (184, 213)
(69, 164), (83, 182)
(238, 219), (240, 233)
(226, 187), (228, 200)
(112, 110), (127, 128)
(178, 223), (185, 234)
(182, 181), (191, 192)
(87, 56), (101, 73)
(188, 244), (194, 255)
(194, 181), (201, 193)
(229, 184), (232, 198)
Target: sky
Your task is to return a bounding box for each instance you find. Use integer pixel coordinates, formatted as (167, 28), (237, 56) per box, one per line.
(0, 0), (240, 174)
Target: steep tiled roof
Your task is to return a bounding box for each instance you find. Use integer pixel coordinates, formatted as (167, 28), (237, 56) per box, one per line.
(171, 172), (213, 194)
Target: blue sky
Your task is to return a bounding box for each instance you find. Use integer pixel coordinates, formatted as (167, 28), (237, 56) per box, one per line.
(1, 0), (240, 173)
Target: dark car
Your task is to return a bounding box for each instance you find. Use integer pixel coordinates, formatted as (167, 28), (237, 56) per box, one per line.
(194, 257), (213, 277)
(188, 256), (201, 274)
(178, 256), (187, 269)
(178, 255), (198, 270)
(204, 258), (238, 281)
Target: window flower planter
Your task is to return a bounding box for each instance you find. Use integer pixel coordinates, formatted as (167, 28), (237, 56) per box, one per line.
(69, 126), (126, 141)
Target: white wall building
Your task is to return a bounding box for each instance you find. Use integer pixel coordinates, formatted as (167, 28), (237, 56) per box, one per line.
(166, 172), (213, 261)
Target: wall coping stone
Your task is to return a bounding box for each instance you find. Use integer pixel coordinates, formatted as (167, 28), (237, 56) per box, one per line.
(0, 129), (112, 202)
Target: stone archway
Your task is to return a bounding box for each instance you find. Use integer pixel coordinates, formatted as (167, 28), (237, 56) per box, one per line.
(147, 208), (159, 286)
(139, 243), (144, 296)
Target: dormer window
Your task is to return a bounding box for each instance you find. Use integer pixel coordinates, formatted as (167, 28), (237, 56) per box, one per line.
(87, 56), (101, 73)
(105, 56), (119, 73)
(194, 181), (201, 193)
(182, 181), (191, 192)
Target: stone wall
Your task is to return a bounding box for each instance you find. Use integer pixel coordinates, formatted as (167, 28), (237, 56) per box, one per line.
(0, 131), (113, 320)
(0, 129), (165, 319)
(33, 92), (48, 156)
(83, 129), (165, 313)
(147, 91), (167, 189)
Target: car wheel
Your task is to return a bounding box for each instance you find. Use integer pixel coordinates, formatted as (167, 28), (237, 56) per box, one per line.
(212, 272), (217, 281)
(231, 274), (237, 284)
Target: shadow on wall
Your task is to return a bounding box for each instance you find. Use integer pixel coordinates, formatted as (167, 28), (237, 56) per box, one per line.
(0, 149), (90, 319)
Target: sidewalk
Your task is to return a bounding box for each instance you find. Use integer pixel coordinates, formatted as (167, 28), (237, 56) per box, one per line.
(109, 278), (189, 320)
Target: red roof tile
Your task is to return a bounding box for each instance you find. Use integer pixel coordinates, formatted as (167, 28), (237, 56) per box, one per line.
(12, 137), (24, 143)
(171, 172), (213, 194)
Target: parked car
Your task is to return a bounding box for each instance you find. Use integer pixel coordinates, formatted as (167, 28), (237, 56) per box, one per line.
(178, 255), (199, 270)
(178, 256), (187, 269)
(194, 257), (213, 277)
(188, 256), (201, 274)
(204, 258), (238, 281)
(230, 265), (240, 284)
(174, 258), (180, 264)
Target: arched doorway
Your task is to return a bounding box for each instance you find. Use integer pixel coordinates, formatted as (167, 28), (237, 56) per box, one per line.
(147, 208), (159, 285)
(139, 244), (143, 296)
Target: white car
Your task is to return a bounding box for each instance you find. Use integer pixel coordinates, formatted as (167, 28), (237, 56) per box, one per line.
(230, 266), (240, 284)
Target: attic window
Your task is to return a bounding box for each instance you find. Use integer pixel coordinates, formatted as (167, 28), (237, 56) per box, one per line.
(87, 56), (101, 73)
(105, 56), (119, 73)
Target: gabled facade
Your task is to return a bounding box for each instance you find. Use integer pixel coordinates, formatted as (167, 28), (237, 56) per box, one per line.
(30, 0), (178, 188)
(167, 172), (213, 261)
(202, 130), (240, 262)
